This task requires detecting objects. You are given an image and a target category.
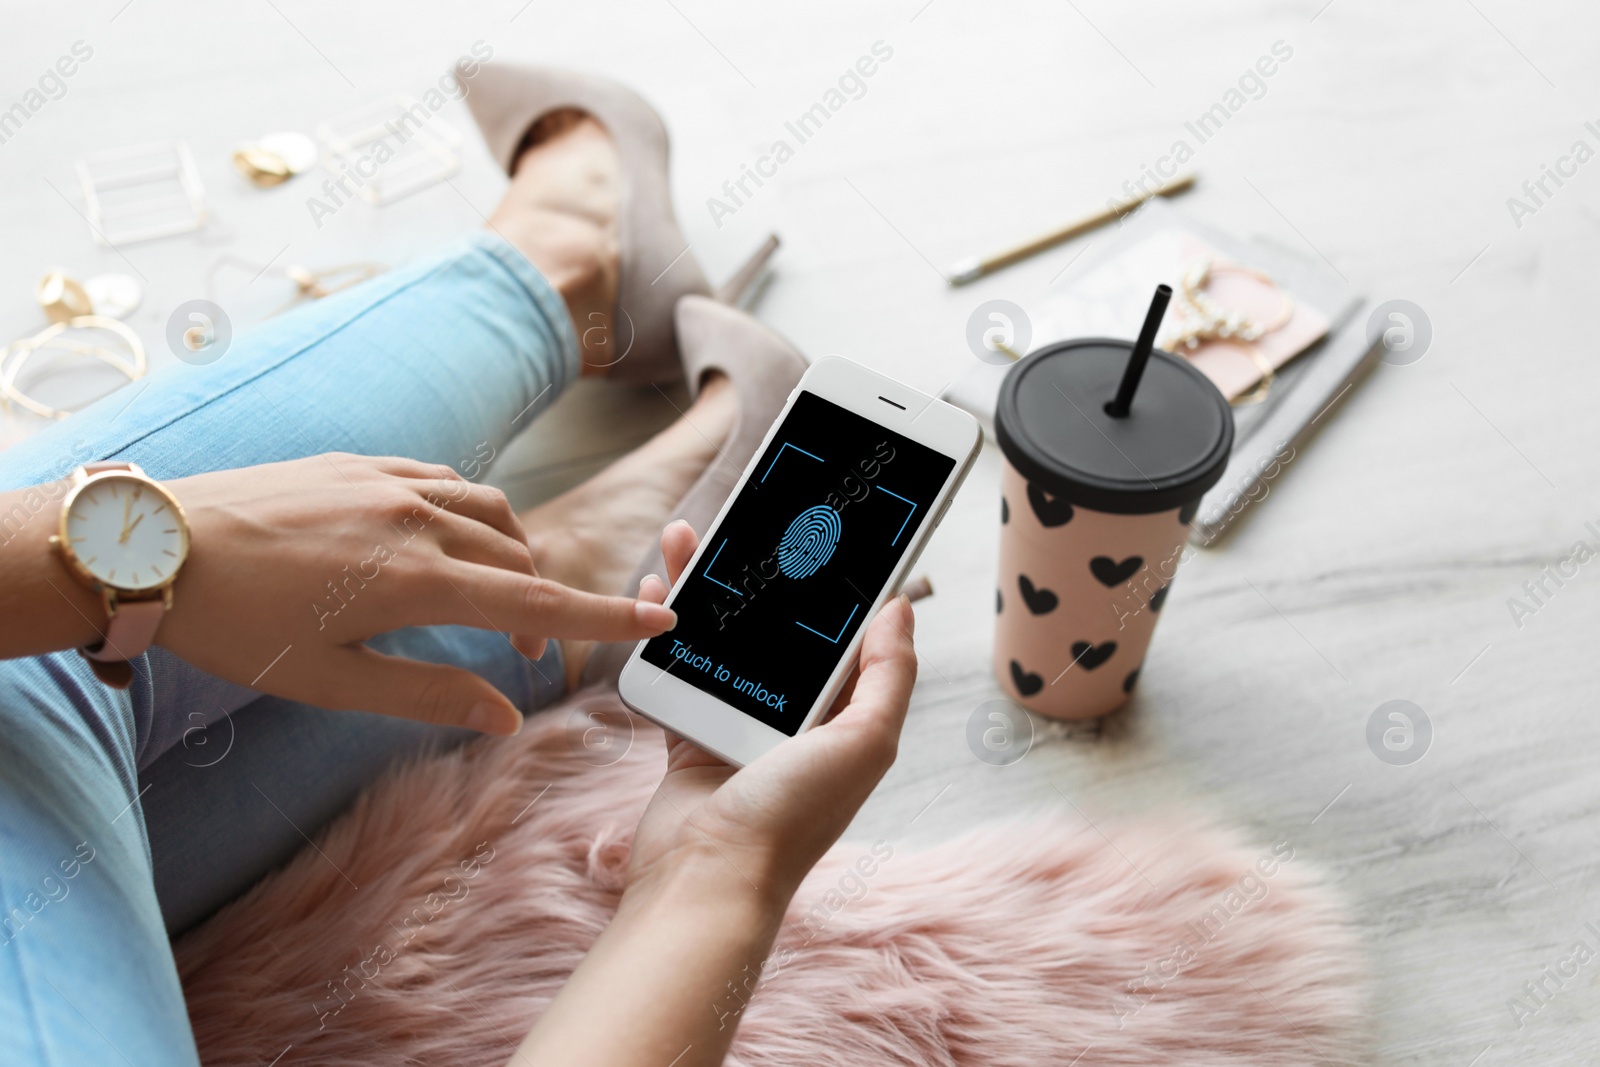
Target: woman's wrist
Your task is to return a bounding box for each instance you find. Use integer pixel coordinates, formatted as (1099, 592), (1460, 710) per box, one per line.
(0, 487), (107, 657)
(516, 835), (795, 1066)
(623, 838), (798, 923)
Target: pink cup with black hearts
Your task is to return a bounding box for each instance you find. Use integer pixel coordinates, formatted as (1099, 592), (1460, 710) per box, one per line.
(992, 337), (1233, 720)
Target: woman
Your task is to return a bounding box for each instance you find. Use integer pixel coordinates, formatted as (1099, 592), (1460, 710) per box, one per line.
(0, 65), (918, 1066)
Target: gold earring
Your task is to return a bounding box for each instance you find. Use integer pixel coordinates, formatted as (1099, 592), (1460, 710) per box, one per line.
(35, 270), (94, 323)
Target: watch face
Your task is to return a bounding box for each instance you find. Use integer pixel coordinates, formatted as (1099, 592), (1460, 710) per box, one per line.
(63, 474), (187, 592)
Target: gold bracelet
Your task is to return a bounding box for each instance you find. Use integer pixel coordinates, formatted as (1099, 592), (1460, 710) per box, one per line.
(1, 316), (146, 420)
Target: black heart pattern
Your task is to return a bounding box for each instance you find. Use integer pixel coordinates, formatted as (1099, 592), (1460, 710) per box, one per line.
(1123, 667), (1141, 693)
(1071, 640), (1116, 670)
(1150, 584), (1169, 612)
(1017, 574), (1058, 615)
(1178, 499), (1200, 525)
(1001, 496), (1010, 524)
(1010, 659), (1044, 696)
(1026, 484), (1074, 527)
(1090, 556), (1144, 587)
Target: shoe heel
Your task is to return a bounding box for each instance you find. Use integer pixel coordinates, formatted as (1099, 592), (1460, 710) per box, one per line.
(715, 234), (780, 306)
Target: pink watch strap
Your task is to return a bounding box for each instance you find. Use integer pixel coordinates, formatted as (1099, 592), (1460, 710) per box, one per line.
(81, 600), (165, 689)
(84, 599), (165, 663)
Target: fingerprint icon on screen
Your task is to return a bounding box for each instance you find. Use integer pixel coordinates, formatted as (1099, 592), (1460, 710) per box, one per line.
(777, 505), (842, 579)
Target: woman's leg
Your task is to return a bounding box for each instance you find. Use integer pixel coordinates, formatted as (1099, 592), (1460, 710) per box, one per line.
(141, 624), (565, 934)
(0, 658), (200, 1064)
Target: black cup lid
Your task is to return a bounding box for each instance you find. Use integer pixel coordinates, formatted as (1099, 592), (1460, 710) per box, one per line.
(995, 338), (1234, 515)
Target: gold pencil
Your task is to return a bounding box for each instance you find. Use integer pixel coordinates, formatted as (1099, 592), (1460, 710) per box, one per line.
(947, 172), (1197, 286)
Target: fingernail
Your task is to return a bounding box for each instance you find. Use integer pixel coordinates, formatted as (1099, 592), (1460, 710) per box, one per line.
(467, 701), (522, 736)
(639, 573), (662, 592)
(899, 593), (915, 636)
(636, 601), (677, 630)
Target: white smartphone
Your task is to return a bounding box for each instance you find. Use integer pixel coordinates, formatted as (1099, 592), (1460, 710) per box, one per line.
(617, 355), (982, 767)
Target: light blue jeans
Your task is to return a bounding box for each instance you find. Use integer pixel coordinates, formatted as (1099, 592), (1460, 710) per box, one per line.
(0, 233), (578, 1065)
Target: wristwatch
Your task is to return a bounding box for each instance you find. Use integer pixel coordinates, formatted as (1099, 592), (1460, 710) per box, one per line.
(50, 462), (190, 688)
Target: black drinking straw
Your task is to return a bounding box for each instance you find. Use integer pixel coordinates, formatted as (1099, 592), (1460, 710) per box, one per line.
(1105, 283), (1172, 417)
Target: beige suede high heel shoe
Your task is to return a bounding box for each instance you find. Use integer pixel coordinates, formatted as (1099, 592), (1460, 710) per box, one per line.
(579, 295), (808, 686)
(464, 65), (775, 384)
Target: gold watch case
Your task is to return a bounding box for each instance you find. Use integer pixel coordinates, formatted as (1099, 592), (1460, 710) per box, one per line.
(50, 464), (191, 609)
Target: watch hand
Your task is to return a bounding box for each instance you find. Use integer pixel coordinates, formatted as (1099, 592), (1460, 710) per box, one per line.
(120, 494), (132, 541)
(120, 513), (146, 543)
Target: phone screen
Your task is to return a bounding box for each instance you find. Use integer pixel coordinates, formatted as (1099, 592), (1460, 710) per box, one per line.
(639, 390), (957, 735)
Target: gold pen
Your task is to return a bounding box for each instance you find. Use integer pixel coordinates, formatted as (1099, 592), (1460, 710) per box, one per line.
(947, 172), (1197, 286)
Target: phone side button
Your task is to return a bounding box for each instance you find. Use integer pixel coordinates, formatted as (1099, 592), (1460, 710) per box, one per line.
(894, 539), (929, 594)
(932, 498), (952, 528)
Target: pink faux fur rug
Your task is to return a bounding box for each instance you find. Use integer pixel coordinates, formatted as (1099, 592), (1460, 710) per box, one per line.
(175, 688), (1367, 1065)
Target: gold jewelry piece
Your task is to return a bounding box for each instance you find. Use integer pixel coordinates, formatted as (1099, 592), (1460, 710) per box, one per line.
(34, 270), (142, 322)
(285, 262), (384, 300)
(1162, 259), (1294, 351)
(1, 316), (146, 420)
(232, 131), (320, 187)
(232, 146), (293, 187)
(205, 254), (385, 317)
(1162, 258), (1294, 406)
(36, 270), (94, 323)
(1233, 347), (1278, 407)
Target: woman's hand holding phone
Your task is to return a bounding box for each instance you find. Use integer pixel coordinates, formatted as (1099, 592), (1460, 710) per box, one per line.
(627, 518), (919, 905)
(512, 517), (919, 1066)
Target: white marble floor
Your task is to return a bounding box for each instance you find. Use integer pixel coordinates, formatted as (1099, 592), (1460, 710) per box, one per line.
(6, 0), (1600, 1062)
